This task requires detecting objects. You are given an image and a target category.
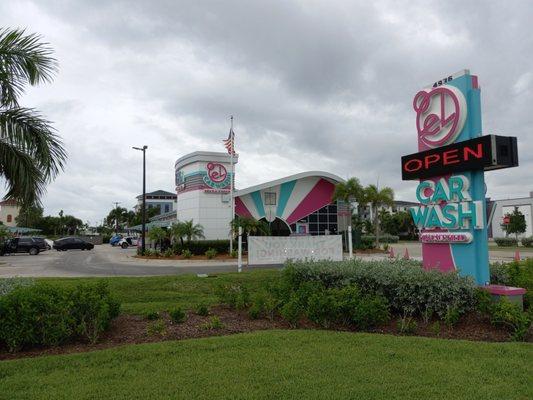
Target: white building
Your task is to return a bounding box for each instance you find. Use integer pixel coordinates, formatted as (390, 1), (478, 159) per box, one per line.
(175, 151), (237, 240)
(488, 192), (533, 238)
(135, 190), (177, 215)
(0, 199), (20, 227)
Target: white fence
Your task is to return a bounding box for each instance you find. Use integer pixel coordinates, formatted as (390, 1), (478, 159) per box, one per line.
(248, 235), (343, 265)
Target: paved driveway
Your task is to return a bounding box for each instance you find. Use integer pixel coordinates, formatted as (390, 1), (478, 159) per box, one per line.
(0, 245), (273, 278)
(1, 242), (530, 278)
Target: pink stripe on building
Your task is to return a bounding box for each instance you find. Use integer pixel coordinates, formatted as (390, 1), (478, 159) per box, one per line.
(286, 179), (335, 224)
(235, 196), (253, 218)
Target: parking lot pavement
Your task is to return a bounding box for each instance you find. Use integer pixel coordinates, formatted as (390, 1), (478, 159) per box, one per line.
(0, 244), (276, 278)
(1, 242), (530, 278)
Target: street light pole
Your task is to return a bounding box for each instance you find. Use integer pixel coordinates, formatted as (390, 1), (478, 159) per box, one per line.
(133, 145), (148, 255)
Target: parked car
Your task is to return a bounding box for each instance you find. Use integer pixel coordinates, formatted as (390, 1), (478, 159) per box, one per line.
(0, 237), (48, 256)
(53, 237), (95, 251)
(118, 236), (138, 249)
(109, 234), (123, 246)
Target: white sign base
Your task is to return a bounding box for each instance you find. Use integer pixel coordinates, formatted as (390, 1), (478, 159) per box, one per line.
(248, 235), (343, 265)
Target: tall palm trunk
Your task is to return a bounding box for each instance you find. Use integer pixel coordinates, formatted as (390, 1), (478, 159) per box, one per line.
(373, 204), (380, 248)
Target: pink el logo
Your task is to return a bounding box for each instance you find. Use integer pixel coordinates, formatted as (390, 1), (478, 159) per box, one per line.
(206, 162), (227, 183)
(413, 85), (467, 148)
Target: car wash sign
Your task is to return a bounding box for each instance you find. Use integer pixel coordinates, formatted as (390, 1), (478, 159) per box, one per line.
(401, 70), (518, 285)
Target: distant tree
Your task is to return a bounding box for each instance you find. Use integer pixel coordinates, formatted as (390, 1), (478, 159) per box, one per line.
(61, 215), (84, 235)
(105, 206), (129, 231)
(129, 207), (159, 227)
(502, 208), (526, 241)
(0, 28), (67, 206)
(15, 204), (43, 227)
(148, 227), (168, 250)
(0, 224), (10, 241)
(231, 217), (270, 238)
(332, 178), (364, 229)
(361, 184), (394, 247)
(181, 220), (205, 243)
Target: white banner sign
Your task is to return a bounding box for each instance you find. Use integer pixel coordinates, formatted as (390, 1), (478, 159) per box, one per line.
(248, 235), (343, 265)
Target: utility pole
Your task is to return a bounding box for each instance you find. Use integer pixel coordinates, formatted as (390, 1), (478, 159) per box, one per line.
(133, 145), (148, 255)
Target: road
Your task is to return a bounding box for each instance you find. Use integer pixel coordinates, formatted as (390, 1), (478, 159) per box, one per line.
(0, 245), (274, 278)
(0, 242), (530, 278)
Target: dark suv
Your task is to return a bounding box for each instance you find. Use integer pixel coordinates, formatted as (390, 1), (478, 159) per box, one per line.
(0, 237), (48, 256)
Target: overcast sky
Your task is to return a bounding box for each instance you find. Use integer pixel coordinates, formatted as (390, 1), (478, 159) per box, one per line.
(1, 0), (532, 225)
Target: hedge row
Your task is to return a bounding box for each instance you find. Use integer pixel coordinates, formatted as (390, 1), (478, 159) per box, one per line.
(0, 281), (120, 352)
(494, 237), (518, 247)
(361, 234), (400, 244)
(172, 240), (230, 255)
(282, 259), (476, 318)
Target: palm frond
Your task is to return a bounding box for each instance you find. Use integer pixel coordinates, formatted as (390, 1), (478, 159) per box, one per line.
(0, 107), (66, 181)
(0, 139), (45, 205)
(0, 28), (58, 107)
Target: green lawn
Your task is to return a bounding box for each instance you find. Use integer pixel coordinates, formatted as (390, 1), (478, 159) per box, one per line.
(39, 269), (279, 314)
(0, 330), (531, 400)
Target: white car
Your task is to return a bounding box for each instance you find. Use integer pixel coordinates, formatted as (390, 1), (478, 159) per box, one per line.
(118, 237), (139, 249)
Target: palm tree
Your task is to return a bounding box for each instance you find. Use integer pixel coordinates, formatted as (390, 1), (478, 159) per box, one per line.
(0, 28), (67, 206)
(230, 216), (270, 238)
(148, 227), (168, 251)
(170, 221), (187, 246)
(362, 184), (394, 248)
(181, 220), (205, 243)
(332, 177), (364, 230)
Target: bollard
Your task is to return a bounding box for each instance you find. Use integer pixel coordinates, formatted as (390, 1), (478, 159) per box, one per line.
(238, 226), (243, 273)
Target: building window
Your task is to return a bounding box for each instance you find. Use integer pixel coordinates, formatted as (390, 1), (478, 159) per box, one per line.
(264, 192), (276, 205)
(164, 204), (170, 213)
(6, 215), (12, 223)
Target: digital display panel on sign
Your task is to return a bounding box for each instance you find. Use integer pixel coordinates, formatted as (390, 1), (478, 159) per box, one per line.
(401, 134), (518, 180)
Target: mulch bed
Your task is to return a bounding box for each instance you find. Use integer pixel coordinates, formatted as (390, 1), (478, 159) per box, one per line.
(0, 307), (523, 361)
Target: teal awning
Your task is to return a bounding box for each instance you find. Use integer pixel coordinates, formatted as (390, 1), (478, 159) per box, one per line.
(126, 220), (174, 232)
(8, 227), (42, 234)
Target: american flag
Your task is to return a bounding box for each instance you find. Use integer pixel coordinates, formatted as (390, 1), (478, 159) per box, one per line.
(223, 127), (236, 155)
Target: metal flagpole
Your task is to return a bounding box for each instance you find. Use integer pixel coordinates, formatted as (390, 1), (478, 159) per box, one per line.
(229, 116), (235, 254)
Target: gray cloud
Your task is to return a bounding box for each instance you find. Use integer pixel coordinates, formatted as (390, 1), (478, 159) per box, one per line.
(1, 0), (532, 224)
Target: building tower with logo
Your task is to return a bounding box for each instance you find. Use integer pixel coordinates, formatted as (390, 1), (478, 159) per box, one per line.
(175, 151), (237, 240)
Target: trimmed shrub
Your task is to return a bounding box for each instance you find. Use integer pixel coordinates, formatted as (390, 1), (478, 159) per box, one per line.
(163, 248), (174, 258)
(361, 234), (399, 244)
(0, 277), (35, 296)
(216, 284), (250, 310)
(0, 284), (72, 351)
(145, 311), (160, 320)
(201, 316), (224, 330)
(490, 260), (532, 309)
(147, 320), (167, 336)
(173, 240), (230, 256)
(280, 295), (302, 327)
(169, 307), (186, 324)
(0, 282), (120, 352)
(351, 295), (390, 329)
(181, 249), (192, 259)
(205, 248), (217, 259)
(196, 304), (209, 316)
(494, 237), (518, 247)
(283, 259), (476, 319)
(490, 299), (531, 341)
(521, 237), (533, 247)
(69, 282), (120, 343)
